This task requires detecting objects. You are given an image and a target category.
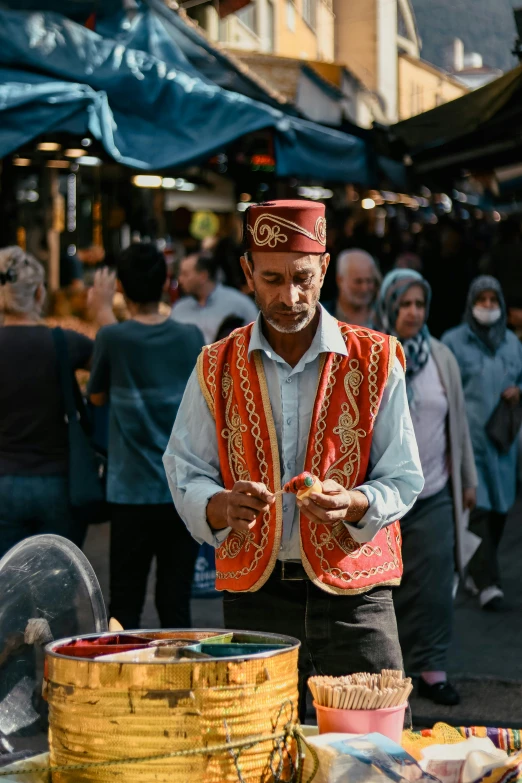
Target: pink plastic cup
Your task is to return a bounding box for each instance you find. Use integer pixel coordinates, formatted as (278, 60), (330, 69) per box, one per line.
(313, 701), (407, 744)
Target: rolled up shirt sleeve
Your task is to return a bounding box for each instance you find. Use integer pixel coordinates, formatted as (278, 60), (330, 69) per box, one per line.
(346, 357), (424, 544)
(163, 369), (230, 547)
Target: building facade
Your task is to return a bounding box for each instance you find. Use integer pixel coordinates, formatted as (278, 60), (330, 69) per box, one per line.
(398, 54), (468, 120)
(187, 0), (386, 128)
(333, 0), (468, 123)
(189, 0), (334, 61)
(187, 0), (469, 126)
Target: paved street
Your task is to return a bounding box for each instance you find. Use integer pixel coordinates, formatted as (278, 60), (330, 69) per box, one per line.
(82, 498), (522, 727)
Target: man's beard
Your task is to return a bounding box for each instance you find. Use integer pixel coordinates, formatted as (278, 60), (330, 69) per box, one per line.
(255, 291), (319, 333)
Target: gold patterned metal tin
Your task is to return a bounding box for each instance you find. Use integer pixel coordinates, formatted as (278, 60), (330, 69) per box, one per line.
(45, 629), (299, 783)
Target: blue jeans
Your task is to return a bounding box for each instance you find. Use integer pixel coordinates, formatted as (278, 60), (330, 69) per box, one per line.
(0, 475), (84, 559)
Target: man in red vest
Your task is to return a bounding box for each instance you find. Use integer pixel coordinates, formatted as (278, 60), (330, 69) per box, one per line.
(164, 200), (424, 720)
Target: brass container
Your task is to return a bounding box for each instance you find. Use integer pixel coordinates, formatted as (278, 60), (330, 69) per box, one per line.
(45, 629), (299, 783)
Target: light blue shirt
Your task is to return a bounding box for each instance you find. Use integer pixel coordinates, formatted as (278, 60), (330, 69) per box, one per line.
(171, 283), (259, 345)
(164, 306), (423, 557)
(442, 324), (522, 513)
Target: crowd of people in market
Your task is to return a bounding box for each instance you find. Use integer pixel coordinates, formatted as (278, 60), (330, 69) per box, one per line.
(1, 201), (522, 713)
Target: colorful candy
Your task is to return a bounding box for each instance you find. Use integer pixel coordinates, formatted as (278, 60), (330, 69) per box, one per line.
(283, 472), (322, 499)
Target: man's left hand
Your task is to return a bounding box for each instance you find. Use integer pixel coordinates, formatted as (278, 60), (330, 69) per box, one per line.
(297, 479), (369, 526)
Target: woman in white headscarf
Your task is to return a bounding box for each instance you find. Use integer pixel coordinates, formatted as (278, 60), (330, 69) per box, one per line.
(379, 269), (477, 706)
(443, 276), (522, 612)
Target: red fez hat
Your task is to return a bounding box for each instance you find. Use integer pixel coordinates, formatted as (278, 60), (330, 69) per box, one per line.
(245, 200), (327, 254)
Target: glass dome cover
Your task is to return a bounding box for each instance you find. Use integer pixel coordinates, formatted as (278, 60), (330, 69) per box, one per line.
(0, 534), (107, 746)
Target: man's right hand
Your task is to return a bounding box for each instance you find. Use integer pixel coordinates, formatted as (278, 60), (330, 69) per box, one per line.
(207, 481), (275, 534)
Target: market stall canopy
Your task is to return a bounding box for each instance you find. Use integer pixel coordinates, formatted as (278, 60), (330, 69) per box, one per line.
(0, 0), (294, 110)
(0, 7), (370, 182)
(100, 0), (295, 112)
(392, 65), (522, 178)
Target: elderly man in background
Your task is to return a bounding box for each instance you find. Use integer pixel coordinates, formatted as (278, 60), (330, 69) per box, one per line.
(323, 248), (381, 328)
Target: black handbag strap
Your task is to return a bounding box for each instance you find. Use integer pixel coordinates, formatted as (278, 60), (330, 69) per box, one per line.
(52, 327), (84, 425)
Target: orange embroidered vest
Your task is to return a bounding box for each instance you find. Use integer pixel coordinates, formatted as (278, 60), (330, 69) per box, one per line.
(197, 322), (405, 595)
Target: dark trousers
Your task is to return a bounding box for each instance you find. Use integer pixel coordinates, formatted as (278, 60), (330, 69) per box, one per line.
(223, 564), (404, 723)
(393, 484), (454, 673)
(468, 507), (508, 591)
(110, 503), (199, 630)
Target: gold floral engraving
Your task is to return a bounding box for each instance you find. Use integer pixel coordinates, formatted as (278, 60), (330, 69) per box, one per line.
(247, 213), (327, 248)
(220, 363), (250, 484)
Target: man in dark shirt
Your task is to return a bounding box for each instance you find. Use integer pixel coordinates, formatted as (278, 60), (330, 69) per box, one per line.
(88, 244), (204, 629)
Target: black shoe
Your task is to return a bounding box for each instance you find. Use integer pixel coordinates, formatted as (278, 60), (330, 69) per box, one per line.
(418, 678), (460, 706)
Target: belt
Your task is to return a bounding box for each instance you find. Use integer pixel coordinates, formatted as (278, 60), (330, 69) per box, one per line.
(274, 560), (308, 581)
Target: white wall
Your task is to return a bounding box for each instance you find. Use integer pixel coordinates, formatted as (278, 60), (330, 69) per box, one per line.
(376, 0), (398, 122)
(296, 71), (343, 125)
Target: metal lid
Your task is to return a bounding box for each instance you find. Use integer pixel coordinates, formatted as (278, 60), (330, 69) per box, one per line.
(0, 534), (107, 749)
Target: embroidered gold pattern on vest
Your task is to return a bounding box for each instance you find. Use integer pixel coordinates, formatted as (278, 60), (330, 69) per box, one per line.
(310, 354), (342, 478)
(247, 213), (327, 248)
(221, 363), (250, 483)
(306, 324), (399, 584)
(325, 359), (367, 487)
(317, 521), (381, 559)
(216, 332), (272, 581)
(216, 529), (264, 561)
(343, 326), (385, 420)
(206, 341), (221, 415)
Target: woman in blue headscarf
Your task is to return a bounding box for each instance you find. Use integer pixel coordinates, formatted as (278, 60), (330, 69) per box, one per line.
(379, 269), (477, 707)
(443, 276), (522, 612)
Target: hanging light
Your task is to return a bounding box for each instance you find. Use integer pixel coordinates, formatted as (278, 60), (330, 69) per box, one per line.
(132, 175), (163, 188)
(37, 142), (61, 152)
(78, 156), (102, 167)
(361, 198), (376, 210)
(64, 149), (86, 158)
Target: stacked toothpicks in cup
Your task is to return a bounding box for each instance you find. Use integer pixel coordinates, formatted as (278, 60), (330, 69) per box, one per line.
(308, 670), (413, 710)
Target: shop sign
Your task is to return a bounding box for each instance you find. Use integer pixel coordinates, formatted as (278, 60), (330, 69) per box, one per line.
(190, 211), (220, 240)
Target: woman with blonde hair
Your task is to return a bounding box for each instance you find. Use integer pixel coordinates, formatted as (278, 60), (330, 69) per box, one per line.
(0, 246), (93, 556)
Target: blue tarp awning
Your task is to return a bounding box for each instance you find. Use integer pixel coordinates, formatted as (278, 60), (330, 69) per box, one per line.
(0, 6), (370, 183)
